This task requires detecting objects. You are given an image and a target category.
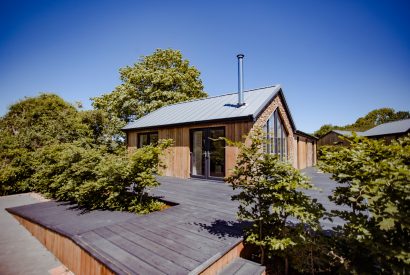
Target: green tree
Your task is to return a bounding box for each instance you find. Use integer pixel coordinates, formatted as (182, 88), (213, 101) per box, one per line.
(0, 94), (90, 194)
(344, 108), (410, 131)
(319, 135), (410, 273)
(0, 93), (88, 150)
(313, 124), (338, 137)
(0, 94), (123, 195)
(92, 48), (207, 123)
(226, 128), (324, 272)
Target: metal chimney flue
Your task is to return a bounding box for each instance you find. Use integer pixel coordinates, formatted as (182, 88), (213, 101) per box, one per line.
(237, 54), (245, 106)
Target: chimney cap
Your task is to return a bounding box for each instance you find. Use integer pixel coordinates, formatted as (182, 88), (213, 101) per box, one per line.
(237, 53), (244, 58)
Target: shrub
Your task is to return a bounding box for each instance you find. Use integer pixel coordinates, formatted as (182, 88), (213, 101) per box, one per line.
(226, 128), (325, 272)
(30, 140), (172, 213)
(319, 134), (410, 274)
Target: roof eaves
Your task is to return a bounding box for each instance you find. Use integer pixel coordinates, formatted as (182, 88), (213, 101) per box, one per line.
(253, 86), (297, 132)
(122, 115), (254, 132)
(295, 130), (318, 140)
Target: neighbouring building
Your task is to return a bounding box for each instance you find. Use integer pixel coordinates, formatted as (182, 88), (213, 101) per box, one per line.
(317, 118), (410, 147)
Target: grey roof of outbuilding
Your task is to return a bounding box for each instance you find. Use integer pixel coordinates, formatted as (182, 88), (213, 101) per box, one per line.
(332, 130), (364, 137)
(123, 85), (296, 131)
(362, 118), (410, 137)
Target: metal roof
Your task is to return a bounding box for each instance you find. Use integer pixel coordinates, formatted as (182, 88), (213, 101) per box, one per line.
(332, 130), (364, 137)
(123, 85), (296, 131)
(362, 118), (410, 137)
(295, 130), (318, 140)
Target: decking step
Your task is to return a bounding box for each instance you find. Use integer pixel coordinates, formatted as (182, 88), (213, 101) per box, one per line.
(217, 257), (265, 275)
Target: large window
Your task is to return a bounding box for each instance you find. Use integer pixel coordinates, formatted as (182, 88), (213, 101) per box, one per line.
(263, 109), (288, 161)
(138, 132), (158, 148)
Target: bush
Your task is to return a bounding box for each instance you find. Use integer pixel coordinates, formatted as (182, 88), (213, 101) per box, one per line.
(29, 140), (171, 213)
(319, 134), (410, 274)
(226, 128), (325, 272)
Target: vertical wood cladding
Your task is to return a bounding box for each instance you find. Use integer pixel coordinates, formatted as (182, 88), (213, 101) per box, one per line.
(127, 121), (253, 178)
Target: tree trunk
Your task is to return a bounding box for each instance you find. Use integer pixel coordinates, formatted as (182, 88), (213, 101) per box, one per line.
(259, 218), (265, 265)
(285, 256), (288, 275)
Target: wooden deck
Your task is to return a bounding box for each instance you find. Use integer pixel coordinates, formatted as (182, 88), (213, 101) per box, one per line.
(7, 177), (247, 275)
(6, 169), (344, 274)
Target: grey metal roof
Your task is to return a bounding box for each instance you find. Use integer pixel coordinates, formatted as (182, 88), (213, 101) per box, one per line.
(332, 130), (364, 137)
(123, 85), (292, 130)
(362, 119), (410, 137)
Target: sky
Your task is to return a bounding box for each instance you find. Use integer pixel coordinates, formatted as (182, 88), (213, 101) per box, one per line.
(0, 0), (409, 133)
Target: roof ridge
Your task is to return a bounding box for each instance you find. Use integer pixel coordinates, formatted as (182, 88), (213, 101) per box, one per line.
(156, 84), (279, 109)
(371, 118), (410, 127)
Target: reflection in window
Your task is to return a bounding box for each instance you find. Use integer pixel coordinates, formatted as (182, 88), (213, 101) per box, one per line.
(264, 109), (288, 161)
(138, 132), (158, 148)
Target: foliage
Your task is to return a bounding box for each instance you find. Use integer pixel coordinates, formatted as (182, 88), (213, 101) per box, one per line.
(344, 108), (410, 131)
(0, 94), (89, 195)
(0, 93), (88, 150)
(30, 139), (172, 213)
(0, 93), (168, 217)
(225, 128), (324, 271)
(319, 134), (410, 274)
(78, 109), (125, 151)
(314, 108), (410, 137)
(313, 124), (341, 138)
(92, 48), (207, 123)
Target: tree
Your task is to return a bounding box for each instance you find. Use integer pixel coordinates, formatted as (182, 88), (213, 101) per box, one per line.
(92, 49), (207, 123)
(313, 124), (338, 137)
(226, 128), (324, 272)
(0, 94), (123, 195)
(344, 108), (410, 131)
(0, 93), (88, 150)
(319, 135), (410, 273)
(0, 94), (90, 194)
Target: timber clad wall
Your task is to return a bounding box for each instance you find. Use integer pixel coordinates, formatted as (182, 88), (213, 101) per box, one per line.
(294, 135), (317, 169)
(13, 215), (114, 275)
(317, 132), (349, 147)
(127, 121), (253, 178)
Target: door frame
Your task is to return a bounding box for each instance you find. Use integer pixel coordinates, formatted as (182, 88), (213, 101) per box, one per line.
(189, 127), (225, 181)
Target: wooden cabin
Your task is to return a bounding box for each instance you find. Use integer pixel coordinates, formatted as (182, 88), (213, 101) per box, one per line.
(123, 85), (317, 180)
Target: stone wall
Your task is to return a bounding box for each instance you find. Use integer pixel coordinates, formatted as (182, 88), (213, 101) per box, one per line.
(252, 93), (296, 166)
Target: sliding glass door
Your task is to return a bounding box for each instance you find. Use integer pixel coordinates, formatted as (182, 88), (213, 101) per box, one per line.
(190, 127), (225, 180)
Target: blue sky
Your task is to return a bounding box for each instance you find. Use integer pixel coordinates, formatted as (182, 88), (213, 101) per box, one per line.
(1, 0), (409, 133)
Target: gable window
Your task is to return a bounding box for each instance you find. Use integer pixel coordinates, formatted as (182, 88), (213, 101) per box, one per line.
(264, 109), (288, 161)
(138, 132), (158, 148)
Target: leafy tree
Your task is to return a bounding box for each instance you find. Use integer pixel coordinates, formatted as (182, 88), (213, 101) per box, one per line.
(344, 108), (410, 131)
(79, 109), (125, 150)
(0, 93), (88, 150)
(92, 48), (207, 123)
(313, 124), (339, 137)
(226, 128), (324, 272)
(319, 134), (410, 273)
(0, 94), (90, 194)
(0, 94), (124, 195)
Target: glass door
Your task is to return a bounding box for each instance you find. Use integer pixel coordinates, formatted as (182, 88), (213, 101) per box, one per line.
(191, 129), (205, 177)
(190, 127), (225, 180)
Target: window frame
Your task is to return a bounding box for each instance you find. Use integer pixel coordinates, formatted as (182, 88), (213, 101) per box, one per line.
(137, 131), (159, 148)
(264, 109), (289, 161)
